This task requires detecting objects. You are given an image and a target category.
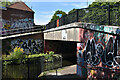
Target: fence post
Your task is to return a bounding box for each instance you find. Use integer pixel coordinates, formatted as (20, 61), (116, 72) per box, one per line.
(63, 16), (65, 25)
(118, 4), (120, 26)
(55, 20), (57, 28)
(108, 5), (111, 25)
(76, 9), (79, 22)
(40, 56), (44, 73)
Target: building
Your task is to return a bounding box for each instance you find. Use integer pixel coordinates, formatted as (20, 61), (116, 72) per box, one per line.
(1, 2), (34, 31)
(0, 2), (43, 55)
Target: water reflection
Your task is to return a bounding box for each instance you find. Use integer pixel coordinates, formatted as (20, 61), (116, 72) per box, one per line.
(3, 63), (42, 79)
(2, 59), (75, 79)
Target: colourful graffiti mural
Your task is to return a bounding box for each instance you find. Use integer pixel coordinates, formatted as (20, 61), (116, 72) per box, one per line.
(2, 18), (34, 31)
(77, 28), (120, 79)
(83, 37), (119, 67)
(79, 23), (120, 35)
(11, 39), (44, 54)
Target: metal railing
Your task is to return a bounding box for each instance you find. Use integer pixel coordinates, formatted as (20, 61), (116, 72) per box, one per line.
(0, 25), (45, 36)
(46, 4), (120, 30)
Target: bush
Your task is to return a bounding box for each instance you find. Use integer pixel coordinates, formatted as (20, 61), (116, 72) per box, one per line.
(3, 47), (25, 65)
(44, 51), (54, 62)
(3, 50), (61, 65)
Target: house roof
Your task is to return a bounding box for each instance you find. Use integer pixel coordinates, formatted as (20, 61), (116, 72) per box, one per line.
(7, 2), (34, 12)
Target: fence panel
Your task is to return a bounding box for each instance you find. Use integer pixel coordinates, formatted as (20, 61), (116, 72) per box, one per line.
(78, 6), (109, 25)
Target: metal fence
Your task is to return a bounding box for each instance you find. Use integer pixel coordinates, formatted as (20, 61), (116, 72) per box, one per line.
(46, 4), (120, 30)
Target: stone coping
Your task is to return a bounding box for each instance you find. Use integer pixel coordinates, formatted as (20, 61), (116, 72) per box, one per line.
(44, 22), (120, 35)
(0, 31), (42, 40)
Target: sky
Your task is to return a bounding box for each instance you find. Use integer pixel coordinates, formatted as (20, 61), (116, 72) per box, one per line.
(24, 1), (94, 25)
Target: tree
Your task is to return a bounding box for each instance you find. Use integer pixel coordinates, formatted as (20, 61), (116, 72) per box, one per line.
(88, 2), (118, 7)
(68, 8), (76, 14)
(50, 10), (67, 22)
(12, 0), (22, 2)
(82, 1), (120, 26)
(1, 0), (12, 7)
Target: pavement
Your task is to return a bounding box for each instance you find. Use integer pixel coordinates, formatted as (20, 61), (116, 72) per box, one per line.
(47, 65), (77, 76)
(40, 64), (86, 80)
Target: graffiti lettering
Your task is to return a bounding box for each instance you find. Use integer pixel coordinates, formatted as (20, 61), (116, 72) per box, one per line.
(2, 18), (34, 31)
(83, 37), (120, 67)
(11, 39), (43, 54)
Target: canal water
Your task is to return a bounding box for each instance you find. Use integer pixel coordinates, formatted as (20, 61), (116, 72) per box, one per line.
(2, 59), (76, 79)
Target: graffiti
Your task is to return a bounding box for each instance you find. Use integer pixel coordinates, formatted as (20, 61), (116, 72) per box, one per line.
(83, 39), (99, 66)
(116, 28), (120, 34)
(80, 23), (120, 35)
(10, 14), (25, 17)
(77, 43), (88, 78)
(83, 37), (120, 67)
(77, 28), (120, 78)
(11, 39), (44, 54)
(0, 22), (2, 28)
(2, 18), (34, 30)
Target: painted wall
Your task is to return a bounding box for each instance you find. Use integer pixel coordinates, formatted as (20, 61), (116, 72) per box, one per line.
(2, 33), (44, 55)
(44, 23), (120, 42)
(2, 18), (33, 30)
(11, 39), (43, 54)
(77, 28), (120, 79)
(1, 7), (34, 33)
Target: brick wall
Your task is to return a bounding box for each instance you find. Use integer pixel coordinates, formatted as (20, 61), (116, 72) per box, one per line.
(2, 33), (44, 55)
(2, 5), (34, 31)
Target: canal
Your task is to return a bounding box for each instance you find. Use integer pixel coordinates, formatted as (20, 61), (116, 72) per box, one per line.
(2, 59), (76, 79)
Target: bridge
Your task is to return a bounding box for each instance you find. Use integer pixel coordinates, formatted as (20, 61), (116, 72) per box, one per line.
(1, 3), (120, 79)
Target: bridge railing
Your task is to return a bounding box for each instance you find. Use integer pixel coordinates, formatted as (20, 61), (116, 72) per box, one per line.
(77, 4), (120, 26)
(46, 20), (56, 29)
(0, 25), (45, 36)
(46, 4), (120, 30)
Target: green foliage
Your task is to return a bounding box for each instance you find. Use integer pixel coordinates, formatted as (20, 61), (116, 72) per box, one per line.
(12, 0), (22, 2)
(50, 10), (67, 22)
(89, 2), (119, 7)
(3, 50), (61, 65)
(3, 47), (25, 65)
(8, 47), (24, 60)
(44, 51), (54, 62)
(38, 72), (47, 77)
(68, 8), (76, 14)
(49, 2), (120, 26)
(28, 53), (44, 58)
(1, 0), (23, 7)
(81, 1), (120, 26)
(1, 0), (12, 7)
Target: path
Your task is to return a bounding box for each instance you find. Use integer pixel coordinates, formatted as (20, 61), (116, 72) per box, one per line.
(40, 65), (86, 80)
